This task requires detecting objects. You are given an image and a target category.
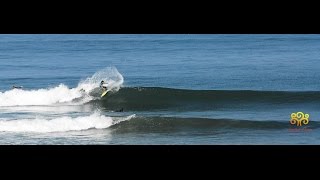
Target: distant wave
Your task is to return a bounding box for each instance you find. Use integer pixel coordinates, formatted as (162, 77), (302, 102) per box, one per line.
(90, 87), (320, 111)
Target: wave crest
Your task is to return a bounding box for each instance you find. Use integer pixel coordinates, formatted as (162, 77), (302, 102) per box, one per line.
(0, 67), (124, 106)
(0, 112), (135, 133)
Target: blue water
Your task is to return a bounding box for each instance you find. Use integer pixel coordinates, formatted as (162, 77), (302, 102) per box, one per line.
(0, 34), (319, 144)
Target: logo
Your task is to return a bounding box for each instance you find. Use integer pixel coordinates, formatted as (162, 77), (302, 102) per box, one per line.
(290, 112), (309, 127)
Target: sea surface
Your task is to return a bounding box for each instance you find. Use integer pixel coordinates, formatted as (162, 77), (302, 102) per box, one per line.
(0, 34), (319, 144)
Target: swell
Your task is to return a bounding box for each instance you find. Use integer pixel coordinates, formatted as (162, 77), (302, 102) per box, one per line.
(110, 116), (320, 133)
(90, 87), (320, 111)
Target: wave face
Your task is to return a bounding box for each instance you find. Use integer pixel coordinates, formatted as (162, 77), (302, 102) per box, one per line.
(110, 116), (320, 133)
(0, 112), (135, 133)
(91, 87), (320, 111)
(0, 67), (123, 106)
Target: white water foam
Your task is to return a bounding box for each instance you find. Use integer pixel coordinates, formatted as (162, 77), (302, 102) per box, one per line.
(0, 67), (124, 106)
(0, 112), (135, 133)
(78, 66), (124, 93)
(0, 84), (84, 106)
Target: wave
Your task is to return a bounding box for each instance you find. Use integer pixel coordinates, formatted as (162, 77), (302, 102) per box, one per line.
(110, 116), (320, 133)
(91, 87), (320, 111)
(0, 67), (123, 106)
(0, 113), (316, 133)
(0, 112), (135, 133)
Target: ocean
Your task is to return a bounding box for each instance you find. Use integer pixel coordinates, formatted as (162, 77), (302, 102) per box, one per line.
(0, 34), (319, 144)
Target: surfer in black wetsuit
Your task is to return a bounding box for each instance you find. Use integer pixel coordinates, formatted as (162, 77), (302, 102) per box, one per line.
(12, 85), (23, 89)
(100, 80), (108, 91)
(115, 108), (124, 112)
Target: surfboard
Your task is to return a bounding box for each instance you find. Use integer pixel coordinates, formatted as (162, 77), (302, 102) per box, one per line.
(101, 90), (109, 97)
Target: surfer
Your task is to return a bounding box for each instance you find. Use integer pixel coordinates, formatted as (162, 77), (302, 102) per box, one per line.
(12, 85), (23, 89)
(100, 80), (108, 91)
(115, 108), (124, 112)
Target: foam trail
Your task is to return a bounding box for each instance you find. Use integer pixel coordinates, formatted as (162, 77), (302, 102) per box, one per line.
(0, 67), (124, 106)
(0, 112), (135, 133)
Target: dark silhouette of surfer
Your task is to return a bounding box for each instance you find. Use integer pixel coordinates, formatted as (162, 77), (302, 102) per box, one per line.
(115, 108), (124, 112)
(12, 85), (23, 89)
